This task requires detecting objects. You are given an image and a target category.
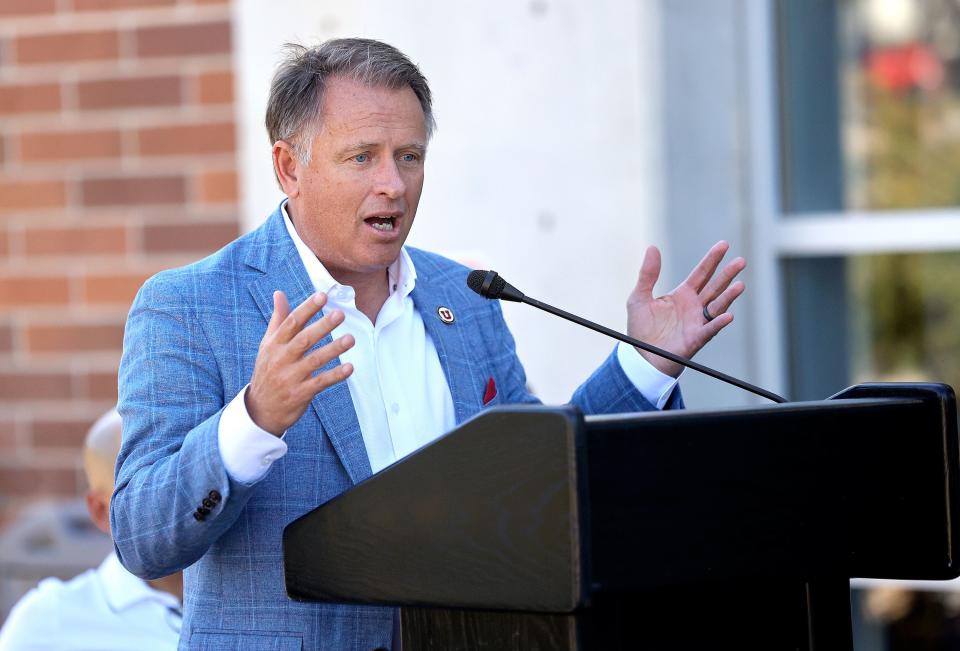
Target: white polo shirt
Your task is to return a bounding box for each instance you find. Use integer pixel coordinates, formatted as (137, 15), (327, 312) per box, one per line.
(0, 553), (181, 651)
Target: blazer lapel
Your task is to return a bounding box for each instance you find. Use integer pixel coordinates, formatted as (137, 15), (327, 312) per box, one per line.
(409, 255), (483, 425)
(245, 209), (372, 485)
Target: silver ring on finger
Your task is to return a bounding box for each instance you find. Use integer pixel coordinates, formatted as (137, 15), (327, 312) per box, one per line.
(703, 304), (715, 322)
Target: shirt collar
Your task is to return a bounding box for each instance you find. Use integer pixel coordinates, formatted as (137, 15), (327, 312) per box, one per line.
(281, 200), (417, 299)
(98, 553), (181, 613)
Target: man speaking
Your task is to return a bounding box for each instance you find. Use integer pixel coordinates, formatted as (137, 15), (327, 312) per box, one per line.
(112, 38), (745, 649)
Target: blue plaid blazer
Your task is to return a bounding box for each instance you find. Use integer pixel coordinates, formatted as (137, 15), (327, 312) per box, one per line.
(112, 204), (681, 650)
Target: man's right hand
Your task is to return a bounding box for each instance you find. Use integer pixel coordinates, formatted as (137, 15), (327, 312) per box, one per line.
(246, 290), (355, 436)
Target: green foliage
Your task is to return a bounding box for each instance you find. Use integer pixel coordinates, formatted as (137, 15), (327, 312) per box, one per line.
(847, 85), (960, 386)
(858, 87), (960, 210)
(850, 253), (960, 386)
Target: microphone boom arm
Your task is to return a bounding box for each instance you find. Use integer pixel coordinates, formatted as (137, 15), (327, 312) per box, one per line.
(521, 295), (787, 404)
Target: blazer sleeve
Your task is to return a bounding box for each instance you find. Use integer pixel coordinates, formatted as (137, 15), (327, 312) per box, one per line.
(486, 300), (684, 414)
(111, 274), (259, 580)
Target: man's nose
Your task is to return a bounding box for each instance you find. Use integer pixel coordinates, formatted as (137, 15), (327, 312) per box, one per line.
(373, 158), (406, 198)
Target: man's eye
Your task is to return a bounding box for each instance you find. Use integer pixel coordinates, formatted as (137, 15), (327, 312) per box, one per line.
(353, 154), (369, 163)
(399, 153), (419, 163)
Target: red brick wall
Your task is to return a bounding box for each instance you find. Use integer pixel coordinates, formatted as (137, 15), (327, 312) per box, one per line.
(0, 0), (240, 521)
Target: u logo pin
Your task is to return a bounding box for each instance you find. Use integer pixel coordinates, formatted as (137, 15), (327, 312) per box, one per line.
(437, 306), (455, 324)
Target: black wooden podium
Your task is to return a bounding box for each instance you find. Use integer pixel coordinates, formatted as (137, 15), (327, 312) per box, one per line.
(283, 383), (960, 650)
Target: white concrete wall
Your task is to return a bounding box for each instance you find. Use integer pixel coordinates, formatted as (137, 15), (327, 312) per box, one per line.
(234, 0), (666, 403)
(658, 0), (763, 407)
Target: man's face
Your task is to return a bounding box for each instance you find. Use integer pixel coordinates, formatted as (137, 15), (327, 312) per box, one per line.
(285, 76), (427, 282)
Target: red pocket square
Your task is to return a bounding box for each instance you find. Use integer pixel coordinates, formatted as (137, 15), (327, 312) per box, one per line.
(482, 377), (497, 405)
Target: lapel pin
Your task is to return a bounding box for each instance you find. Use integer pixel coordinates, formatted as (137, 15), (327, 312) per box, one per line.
(437, 306), (455, 324)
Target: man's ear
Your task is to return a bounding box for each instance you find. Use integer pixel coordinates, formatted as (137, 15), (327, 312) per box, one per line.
(86, 491), (111, 535)
(273, 140), (301, 198)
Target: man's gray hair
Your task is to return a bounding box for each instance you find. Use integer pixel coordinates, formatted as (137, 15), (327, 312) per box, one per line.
(266, 38), (435, 164)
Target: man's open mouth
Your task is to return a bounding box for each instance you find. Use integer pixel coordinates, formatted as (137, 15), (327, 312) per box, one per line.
(365, 216), (397, 232)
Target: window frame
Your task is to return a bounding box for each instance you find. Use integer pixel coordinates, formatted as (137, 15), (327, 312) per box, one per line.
(744, 0), (960, 400)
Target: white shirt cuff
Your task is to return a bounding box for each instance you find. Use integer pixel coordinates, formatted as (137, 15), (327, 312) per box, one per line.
(218, 385), (288, 484)
(616, 342), (680, 410)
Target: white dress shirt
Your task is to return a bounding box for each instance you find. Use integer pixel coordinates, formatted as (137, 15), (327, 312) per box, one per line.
(0, 553), (181, 651)
(218, 202), (679, 483)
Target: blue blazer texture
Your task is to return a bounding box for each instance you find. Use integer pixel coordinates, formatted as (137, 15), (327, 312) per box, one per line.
(112, 204), (681, 650)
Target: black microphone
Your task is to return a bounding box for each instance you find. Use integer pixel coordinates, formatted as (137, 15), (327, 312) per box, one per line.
(466, 269), (787, 404)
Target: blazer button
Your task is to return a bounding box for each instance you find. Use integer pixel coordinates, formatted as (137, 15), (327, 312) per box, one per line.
(202, 498), (214, 509)
(193, 511), (205, 522)
(198, 506), (211, 517)
(208, 490), (222, 503)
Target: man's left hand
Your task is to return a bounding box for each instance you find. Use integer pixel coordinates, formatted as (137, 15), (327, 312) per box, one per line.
(626, 241), (746, 377)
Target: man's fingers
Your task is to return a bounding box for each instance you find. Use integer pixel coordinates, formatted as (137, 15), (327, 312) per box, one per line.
(631, 246), (662, 301)
(277, 291), (327, 342)
(700, 257), (746, 304)
(683, 241), (729, 293)
(267, 291), (290, 336)
(298, 334), (355, 376)
(288, 309), (346, 356)
(702, 312), (734, 341)
(307, 361), (354, 394)
(704, 281), (745, 320)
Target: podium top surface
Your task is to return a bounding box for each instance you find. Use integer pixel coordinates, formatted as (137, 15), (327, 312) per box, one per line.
(283, 383), (959, 613)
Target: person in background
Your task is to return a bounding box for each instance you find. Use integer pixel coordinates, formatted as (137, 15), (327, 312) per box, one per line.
(0, 410), (183, 650)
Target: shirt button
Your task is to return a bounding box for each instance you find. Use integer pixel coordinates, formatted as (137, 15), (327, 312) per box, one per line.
(391, 403), (400, 414)
(262, 455), (272, 466)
